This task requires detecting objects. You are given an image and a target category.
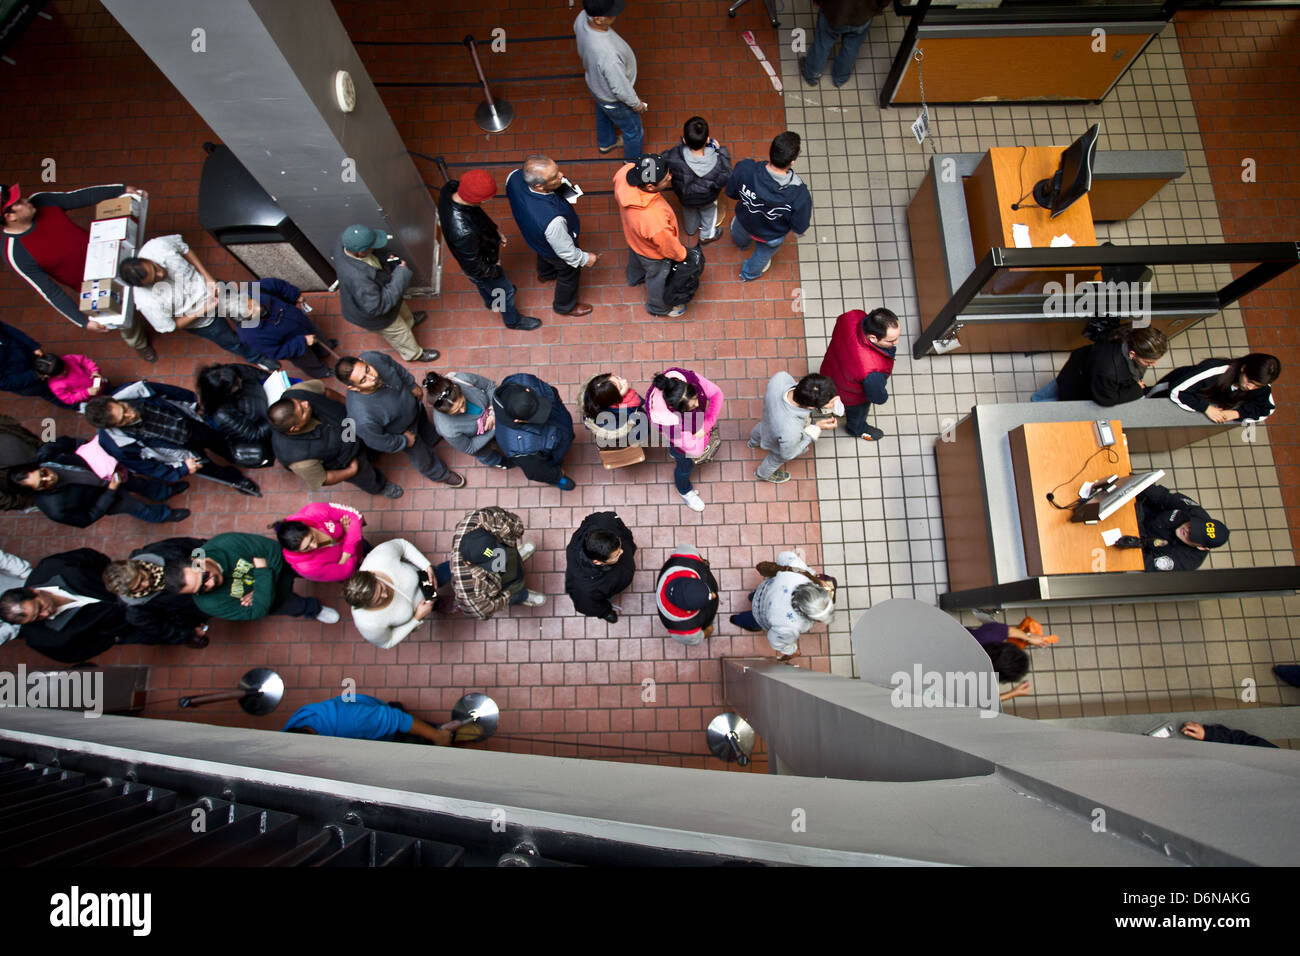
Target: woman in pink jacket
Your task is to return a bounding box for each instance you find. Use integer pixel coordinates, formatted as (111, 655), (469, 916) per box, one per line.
(646, 368), (724, 512)
(274, 502), (367, 582)
(34, 353), (106, 406)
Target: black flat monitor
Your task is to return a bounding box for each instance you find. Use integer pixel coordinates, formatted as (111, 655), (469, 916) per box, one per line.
(1032, 123), (1101, 219)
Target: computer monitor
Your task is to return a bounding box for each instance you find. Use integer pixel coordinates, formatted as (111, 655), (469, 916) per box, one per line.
(1070, 468), (1165, 524)
(1032, 123), (1101, 219)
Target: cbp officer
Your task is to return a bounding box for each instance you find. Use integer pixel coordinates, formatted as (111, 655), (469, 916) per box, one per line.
(1115, 485), (1229, 571)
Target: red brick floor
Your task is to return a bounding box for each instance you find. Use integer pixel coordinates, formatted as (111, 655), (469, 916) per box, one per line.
(0, 1), (817, 770)
(1175, 9), (1300, 553)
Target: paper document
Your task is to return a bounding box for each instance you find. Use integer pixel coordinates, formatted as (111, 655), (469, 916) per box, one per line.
(263, 370), (291, 404)
(1101, 528), (1124, 547)
(1050, 234), (1075, 247)
(1012, 223), (1032, 248)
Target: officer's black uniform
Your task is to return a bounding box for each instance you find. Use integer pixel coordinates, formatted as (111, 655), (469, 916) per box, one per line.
(1135, 485), (1219, 572)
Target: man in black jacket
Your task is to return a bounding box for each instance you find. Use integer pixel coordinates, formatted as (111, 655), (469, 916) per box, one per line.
(333, 224), (439, 363)
(437, 170), (541, 331)
(102, 537), (211, 648)
(1180, 721), (1277, 748)
(565, 511), (637, 622)
(6, 436), (189, 527)
(1032, 327), (1168, 405)
(0, 548), (133, 663)
(1115, 484), (1229, 572)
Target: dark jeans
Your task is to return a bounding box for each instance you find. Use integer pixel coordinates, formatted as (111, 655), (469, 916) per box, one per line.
(667, 444), (695, 495)
(469, 271), (526, 327)
(110, 474), (181, 522)
(345, 451), (389, 495)
(626, 252), (674, 314)
(404, 407), (451, 482)
(594, 98), (644, 159)
(732, 591), (761, 631)
(511, 452), (564, 487)
(802, 9), (872, 86)
(844, 402), (875, 437)
(290, 337), (335, 379)
(536, 254), (582, 314)
(269, 588), (322, 618)
(187, 317), (274, 366)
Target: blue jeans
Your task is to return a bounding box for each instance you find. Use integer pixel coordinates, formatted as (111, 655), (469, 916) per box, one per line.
(188, 317), (274, 367)
(667, 444), (695, 495)
(730, 216), (785, 281)
(469, 272), (525, 327)
(802, 10), (872, 87)
(595, 99), (643, 160)
(1030, 379), (1060, 402)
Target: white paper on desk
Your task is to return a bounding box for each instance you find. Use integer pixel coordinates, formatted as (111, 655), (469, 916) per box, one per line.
(1101, 527), (1124, 547)
(1012, 223), (1032, 248)
(1050, 234), (1075, 247)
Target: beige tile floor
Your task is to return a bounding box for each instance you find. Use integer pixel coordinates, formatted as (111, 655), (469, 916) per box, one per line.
(771, 12), (1300, 730)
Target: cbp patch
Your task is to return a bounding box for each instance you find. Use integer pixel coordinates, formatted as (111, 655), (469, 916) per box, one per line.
(1204, 522), (1217, 541)
(1155, 555), (1175, 571)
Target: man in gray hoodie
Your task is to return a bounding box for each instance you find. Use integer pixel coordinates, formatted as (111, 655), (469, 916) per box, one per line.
(574, 0), (646, 161)
(748, 372), (842, 483)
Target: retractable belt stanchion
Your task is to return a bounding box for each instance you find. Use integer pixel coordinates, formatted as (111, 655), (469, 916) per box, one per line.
(464, 35), (514, 133)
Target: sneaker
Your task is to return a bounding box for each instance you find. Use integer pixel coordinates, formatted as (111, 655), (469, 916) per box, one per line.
(518, 542), (536, 562)
(597, 134), (624, 154)
(602, 610), (619, 624)
(556, 476), (576, 491)
(505, 315), (542, 331)
(857, 424), (885, 442)
(680, 490), (706, 512)
(233, 478), (262, 498)
(665, 304), (687, 317)
(699, 211), (727, 244)
(162, 508), (191, 523)
(492, 464), (508, 470)
(411, 310), (428, 329)
(442, 471), (466, 488)
(759, 468), (791, 483)
(254, 358), (280, 373)
(380, 481), (404, 499)
(315, 605), (341, 624)
(136, 345), (158, 363)
(416, 348), (440, 362)
(799, 56), (820, 86)
(521, 590), (546, 607)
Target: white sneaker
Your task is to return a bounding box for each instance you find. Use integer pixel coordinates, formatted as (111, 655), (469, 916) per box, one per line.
(315, 606), (341, 624)
(518, 542), (536, 562)
(680, 490), (706, 512)
(522, 590), (546, 607)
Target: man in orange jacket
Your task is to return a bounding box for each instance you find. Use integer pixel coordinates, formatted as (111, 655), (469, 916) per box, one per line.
(613, 153), (688, 317)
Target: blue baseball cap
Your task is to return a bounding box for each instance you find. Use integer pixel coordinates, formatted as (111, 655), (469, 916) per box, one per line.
(341, 224), (388, 254)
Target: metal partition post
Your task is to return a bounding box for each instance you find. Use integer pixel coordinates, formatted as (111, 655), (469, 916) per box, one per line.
(464, 35), (513, 133)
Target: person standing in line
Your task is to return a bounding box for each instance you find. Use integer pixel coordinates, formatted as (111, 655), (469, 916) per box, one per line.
(748, 371), (842, 483)
(233, 276), (337, 379)
(0, 319), (75, 408)
(1030, 326), (1168, 405)
(664, 116), (732, 244)
(343, 538), (448, 650)
(449, 506), (545, 619)
(492, 373), (577, 491)
(645, 368), (724, 512)
(0, 548), (133, 663)
(119, 234), (278, 370)
(506, 155), (598, 317)
(2, 181), (156, 361)
(799, 0), (889, 88)
(0, 548), (31, 647)
(274, 501), (367, 583)
(730, 549), (837, 662)
(565, 511), (638, 623)
(437, 169), (541, 331)
(333, 224), (440, 363)
(574, 0), (645, 160)
(102, 536), (211, 649)
(614, 153), (689, 318)
(819, 306), (899, 442)
(654, 546), (718, 645)
(1154, 352), (1281, 424)
(725, 132), (813, 282)
(424, 371), (508, 469)
(35, 352), (106, 406)
(578, 372), (648, 450)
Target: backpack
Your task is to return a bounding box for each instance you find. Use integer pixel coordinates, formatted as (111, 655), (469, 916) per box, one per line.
(663, 246), (705, 307)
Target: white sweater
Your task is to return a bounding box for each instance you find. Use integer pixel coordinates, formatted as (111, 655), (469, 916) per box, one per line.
(350, 539), (432, 649)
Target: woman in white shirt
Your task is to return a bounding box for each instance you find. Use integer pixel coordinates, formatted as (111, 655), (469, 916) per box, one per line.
(342, 538), (447, 649)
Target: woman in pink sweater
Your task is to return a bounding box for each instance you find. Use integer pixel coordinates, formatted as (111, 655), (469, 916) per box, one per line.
(274, 502), (367, 582)
(34, 353), (105, 405)
(646, 367), (724, 513)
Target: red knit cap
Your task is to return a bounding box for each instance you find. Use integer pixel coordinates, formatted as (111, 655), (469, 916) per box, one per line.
(458, 170), (497, 203)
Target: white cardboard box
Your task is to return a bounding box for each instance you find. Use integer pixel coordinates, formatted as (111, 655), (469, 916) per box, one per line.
(89, 216), (138, 246)
(83, 238), (134, 281)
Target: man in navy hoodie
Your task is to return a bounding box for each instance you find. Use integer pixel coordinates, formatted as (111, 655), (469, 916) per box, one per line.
(725, 132), (813, 282)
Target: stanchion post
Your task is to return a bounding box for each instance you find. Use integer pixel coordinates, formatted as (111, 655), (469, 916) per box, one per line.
(464, 34), (514, 133)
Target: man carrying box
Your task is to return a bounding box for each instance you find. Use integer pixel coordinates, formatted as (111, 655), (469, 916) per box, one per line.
(1, 182), (156, 361)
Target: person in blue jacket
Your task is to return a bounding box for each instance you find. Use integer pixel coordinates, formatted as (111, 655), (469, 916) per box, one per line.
(1180, 721), (1277, 748)
(725, 131), (813, 282)
(83, 380), (261, 496)
(0, 319), (73, 408)
(282, 695), (453, 745)
(233, 276), (336, 379)
(492, 373), (576, 490)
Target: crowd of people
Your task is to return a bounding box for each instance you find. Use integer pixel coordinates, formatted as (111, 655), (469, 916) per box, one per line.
(0, 0), (1283, 743)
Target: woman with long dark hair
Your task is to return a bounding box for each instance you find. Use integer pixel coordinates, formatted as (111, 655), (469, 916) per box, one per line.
(195, 363), (274, 467)
(1155, 352), (1281, 423)
(273, 501), (367, 583)
(578, 372), (647, 449)
(645, 368), (724, 512)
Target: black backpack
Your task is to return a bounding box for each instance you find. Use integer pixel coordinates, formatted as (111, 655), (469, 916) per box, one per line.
(663, 246), (705, 307)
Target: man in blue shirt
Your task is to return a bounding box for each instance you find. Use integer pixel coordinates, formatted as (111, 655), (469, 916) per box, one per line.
(283, 695), (452, 744)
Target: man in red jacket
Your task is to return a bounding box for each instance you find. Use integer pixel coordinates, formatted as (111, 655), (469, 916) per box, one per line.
(2, 182), (156, 361)
(819, 307), (899, 442)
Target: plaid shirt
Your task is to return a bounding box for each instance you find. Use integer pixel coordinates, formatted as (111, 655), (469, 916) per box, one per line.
(128, 399), (195, 448)
(449, 507), (524, 620)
